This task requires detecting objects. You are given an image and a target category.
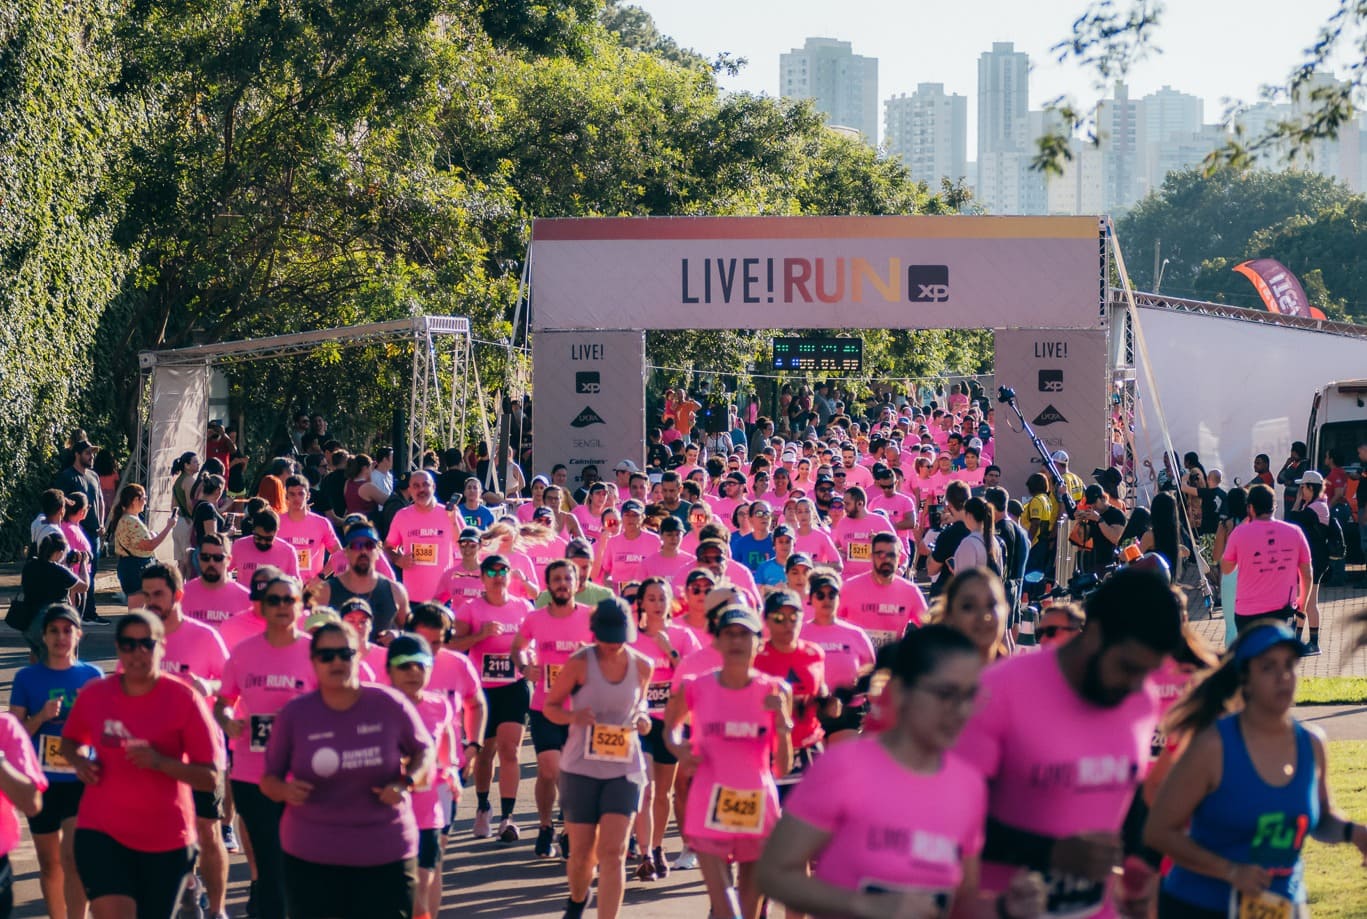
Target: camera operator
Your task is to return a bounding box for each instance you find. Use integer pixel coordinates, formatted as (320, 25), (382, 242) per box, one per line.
(1075, 485), (1127, 574)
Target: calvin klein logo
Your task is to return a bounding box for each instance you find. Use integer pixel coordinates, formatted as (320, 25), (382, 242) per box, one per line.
(1032, 405), (1068, 426)
(570, 406), (605, 428)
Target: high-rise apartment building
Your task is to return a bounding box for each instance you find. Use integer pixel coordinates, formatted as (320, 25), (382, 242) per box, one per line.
(780, 38), (879, 142)
(1138, 86), (1204, 192)
(977, 42), (1029, 157)
(885, 84), (968, 185)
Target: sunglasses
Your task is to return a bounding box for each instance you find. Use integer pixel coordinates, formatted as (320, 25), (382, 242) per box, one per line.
(117, 637), (157, 653)
(750, 510), (770, 518)
(348, 540), (377, 550)
(811, 588), (839, 599)
(393, 661), (427, 672)
(687, 583), (714, 594)
(312, 647), (358, 663)
(1039, 625), (1082, 639)
(264, 594), (300, 606)
(766, 613), (800, 625)
(199, 553), (226, 563)
(697, 555), (723, 564)
(482, 567), (510, 577)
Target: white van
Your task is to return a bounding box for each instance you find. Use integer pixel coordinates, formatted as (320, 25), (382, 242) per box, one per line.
(1307, 380), (1367, 471)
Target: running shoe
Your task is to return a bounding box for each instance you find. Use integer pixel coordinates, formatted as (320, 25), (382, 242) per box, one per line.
(671, 847), (698, 870)
(559, 830), (570, 860)
(498, 817), (520, 843)
(1305, 641), (1322, 657)
(84, 614), (112, 626)
(472, 806), (493, 838)
(652, 847), (669, 879)
(634, 858), (657, 882)
(535, 825), (557, 858)
(221, 823), (241, 853)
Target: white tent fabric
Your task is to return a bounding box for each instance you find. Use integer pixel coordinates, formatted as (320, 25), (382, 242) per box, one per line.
(147, 365), (210, 562)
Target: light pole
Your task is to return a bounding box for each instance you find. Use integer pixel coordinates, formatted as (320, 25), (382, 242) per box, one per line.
(1155, 258), (1170, 294)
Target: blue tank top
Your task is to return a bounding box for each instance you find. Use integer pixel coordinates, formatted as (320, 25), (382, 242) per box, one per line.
(1163, 715), (1319, 910)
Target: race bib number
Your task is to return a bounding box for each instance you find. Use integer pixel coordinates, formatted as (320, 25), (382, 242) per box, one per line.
(412, 543), (438, 566)
(1232, 890), (1294, 919)
(249, 714), (276, 753)
(856, 880), (950, 915)
(41, 735), (74, 774)
(646, 681), (671, 711)
(868, 630), (900, 650)
(848, 542), (871, 561)
(1042, 872), (1106, 918)
(543, 664), (562, 692)
(585, 723), (634, 762)
(1150, 726), (1167, 758)
(295, 547), (312, 571)
(482, 653), (515, 682)
(704, 784), (765, 835)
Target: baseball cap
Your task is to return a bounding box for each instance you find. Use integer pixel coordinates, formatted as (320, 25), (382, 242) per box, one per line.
(458, 526), (482, 542)
(685, 568), (717, 587)
(968, 437), (983, 450)
(565, 538), (594, 560)
(531, 474), (550, 487)
(532, 506), (555, 523)
(41, 603), (82, 630)
(1297, 470), (1326, 486)
(715, 605), (763, 634)
(614, 459), (640, 473)
(386, 633), (434, 669)
(303, 609), (343, 632)
(781, 450), (797, 462)
(808, 570), (841, 593)
(763, 590), (803, 617)
(829, 495), (845, 507)
(1084, 484), (1105, 503)
(1234, 622), (1309, 665)
(705, 584), (744, 614)
(344, 525), (381, 547)
(72, 439), (98, 454)
(725, 471), (748, 485)
(785, 552), (814, 571)
(621, 499), (645, 514)
(591, 597), (636, 644)
(1051, 450), (1070, 464)
(249, 565), (285, 601)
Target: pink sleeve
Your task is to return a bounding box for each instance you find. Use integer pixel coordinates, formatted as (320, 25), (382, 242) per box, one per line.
(456, 656), (481, 697)
(61, 682), (97, 746)
(453, 600), (474, 627)
(780, 747), (845, 832)
(219, 653), (241, 704)
(0, 714), (46, 791)
(954, 673), (1009, 780)
(853, 629), (877, 669)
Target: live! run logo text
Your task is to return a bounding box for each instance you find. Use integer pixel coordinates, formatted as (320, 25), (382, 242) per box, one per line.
(680, 258), (948, 305)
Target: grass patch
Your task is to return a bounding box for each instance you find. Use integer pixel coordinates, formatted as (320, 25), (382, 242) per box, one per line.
(1304, 740), (1367, 918)
(1297, 677), (1367, 705)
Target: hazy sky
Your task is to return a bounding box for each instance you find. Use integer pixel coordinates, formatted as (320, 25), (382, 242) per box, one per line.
(630, 0), (1352, 149)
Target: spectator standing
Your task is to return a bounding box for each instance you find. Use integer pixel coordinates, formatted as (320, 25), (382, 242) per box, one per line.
(53, 440), (104, 624)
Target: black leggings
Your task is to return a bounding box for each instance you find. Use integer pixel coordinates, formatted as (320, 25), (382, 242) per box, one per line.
(232, 779), (287, 919)
(73, 829), (196, 918)
(1158, 889), (1227, 919)
(282, 853), (417, 919)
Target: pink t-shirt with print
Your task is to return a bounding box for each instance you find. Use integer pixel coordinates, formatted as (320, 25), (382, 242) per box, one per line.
(218, 633), (315, 783)
(839, 572), (927, 651)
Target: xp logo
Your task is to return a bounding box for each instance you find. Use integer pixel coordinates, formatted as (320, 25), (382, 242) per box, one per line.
(1039, 369), (1064, 393)
(1032, 405), (1068, 426)
(570, 406), (605, 428)
(576, 371), (601, 395)
(907, 265), (949, 302)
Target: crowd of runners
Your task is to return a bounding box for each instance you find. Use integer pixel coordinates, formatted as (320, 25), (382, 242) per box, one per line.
(3, 380), (1367, 919)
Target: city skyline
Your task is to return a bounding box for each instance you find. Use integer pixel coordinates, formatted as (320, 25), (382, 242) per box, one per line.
(632, 0), (1352, 153)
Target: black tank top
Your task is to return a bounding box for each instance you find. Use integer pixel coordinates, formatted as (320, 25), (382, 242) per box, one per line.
(325, 575), (399, 637)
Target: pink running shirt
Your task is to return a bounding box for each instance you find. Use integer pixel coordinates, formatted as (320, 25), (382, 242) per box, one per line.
(783, 736), (985, 911)
(840, 573), (927, 651)
(955, 647), (1158, 917)
(632, 625), (703, 718)
(277, 511), (340, 580)
(228, 536), (301, 583)
(0, 714), (45, 856)
(681, 671), (786, 844)
(181, 578), (253, 629)
(516, 605), (593, 710)
(455, 596), (534, 687)
(800, 618), (877, 691)
(794, 529), (841, 567)
(599, 531), (662, 586)
(386, 504), (458, 603)
(1222, 519), (1311, 616)
(832, 514), (897, 577)
(218, 633), (315, 783)
(409, 691), (456, 829)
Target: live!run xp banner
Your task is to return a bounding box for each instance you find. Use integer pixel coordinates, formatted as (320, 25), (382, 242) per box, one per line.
(529, 216), (1106, 332)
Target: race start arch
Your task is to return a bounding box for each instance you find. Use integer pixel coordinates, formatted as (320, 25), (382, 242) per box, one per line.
(528, 216), (1111, 492)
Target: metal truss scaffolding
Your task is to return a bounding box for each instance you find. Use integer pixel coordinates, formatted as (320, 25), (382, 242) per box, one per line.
(131, 316), (472, 499)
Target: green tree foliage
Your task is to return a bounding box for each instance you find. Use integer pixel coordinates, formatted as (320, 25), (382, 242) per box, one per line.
(0, 0), (129, 550)
(0, 0), (991, 554)
(1115, 168), (1360, 304)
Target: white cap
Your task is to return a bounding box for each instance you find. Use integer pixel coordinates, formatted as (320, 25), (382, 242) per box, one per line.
(1051, 450), (1070, 463)
(613, 459), (639, 473)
